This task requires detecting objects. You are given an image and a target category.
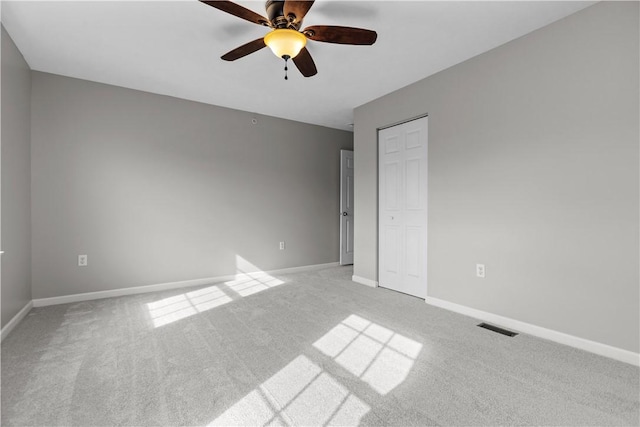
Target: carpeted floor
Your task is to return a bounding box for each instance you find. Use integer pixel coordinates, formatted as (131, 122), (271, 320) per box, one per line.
(2, 266), (639, 426)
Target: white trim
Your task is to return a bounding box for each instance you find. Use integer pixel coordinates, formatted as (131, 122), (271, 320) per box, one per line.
(33, 262), (339, 308)
(425, 296), (640, 367)
(269, 262), (339, 276)
(1, 301), (33, 342)
(352, 275), (378, 288)
(33, 277), (223, 307)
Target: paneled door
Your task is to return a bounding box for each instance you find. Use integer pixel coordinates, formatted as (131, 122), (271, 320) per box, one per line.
(340, 150), (354, 265)
(378, 117), (428, 298)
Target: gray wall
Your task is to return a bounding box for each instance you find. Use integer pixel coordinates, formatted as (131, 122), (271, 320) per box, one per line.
(31, 72), (353, 299)
(353, 2), (639, 353)
(1, 25), (32, 328)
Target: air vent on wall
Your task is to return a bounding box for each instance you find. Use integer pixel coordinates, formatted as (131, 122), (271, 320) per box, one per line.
(477, 322), (518, 337)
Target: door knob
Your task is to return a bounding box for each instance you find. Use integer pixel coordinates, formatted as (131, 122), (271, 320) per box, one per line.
(342, 212), (348, 216)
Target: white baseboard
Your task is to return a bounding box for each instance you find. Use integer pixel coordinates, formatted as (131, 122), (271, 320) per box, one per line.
(352, 275), (378, 288)
(32, 277), (224, 307)
(33, 262), (339, 308)
(1, 301), (33, 342)
(270, 262), (339, 276)
(425, 296), (640, 367)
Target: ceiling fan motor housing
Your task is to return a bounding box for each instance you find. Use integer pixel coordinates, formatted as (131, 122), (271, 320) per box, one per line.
(266, 0), (300, 29)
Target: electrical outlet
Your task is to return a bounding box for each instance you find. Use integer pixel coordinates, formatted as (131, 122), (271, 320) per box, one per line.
(476, 264), (485, 278)
(279, 241), (285, 250)
(78, 254), (88, 267)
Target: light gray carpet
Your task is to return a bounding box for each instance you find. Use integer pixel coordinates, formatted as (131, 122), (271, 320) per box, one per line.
(2, 266), (639, 426)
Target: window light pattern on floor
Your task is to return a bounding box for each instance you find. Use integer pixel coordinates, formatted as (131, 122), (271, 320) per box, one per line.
(231, 254), (285, 297)
(209, 315), (422, 426)
(223, 272), (284, 297)
(147, 256), (286, 328)
(147, 285), (233, 327)
(209, 355), (370, 426)
(313, 314), (423, 394)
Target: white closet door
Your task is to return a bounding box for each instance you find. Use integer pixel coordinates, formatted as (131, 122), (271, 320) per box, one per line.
(378, 117), (428, 298)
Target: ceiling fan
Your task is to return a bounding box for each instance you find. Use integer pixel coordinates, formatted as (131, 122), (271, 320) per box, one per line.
(199, 0), (378, 79)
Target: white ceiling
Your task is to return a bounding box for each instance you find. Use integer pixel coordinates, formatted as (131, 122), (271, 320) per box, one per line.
(2, 1), (595, 131)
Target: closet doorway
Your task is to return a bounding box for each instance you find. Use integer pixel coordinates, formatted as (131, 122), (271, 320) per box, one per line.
(378, 116), (428, 298)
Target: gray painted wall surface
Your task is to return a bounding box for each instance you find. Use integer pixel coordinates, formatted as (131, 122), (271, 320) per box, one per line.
(31, 72), (353, 299)
(353, 2), (639, 352)
(1, 25), (32, 328)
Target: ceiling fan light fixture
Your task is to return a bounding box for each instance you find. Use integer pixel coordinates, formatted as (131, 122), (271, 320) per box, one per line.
(264, 28), (307, 59)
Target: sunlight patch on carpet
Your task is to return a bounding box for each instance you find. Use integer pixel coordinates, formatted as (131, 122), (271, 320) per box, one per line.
(147, 255), (287, 328)
(313, 314), (423, 394)
(147, 285), (233, 327)
(228, 255), (286, 296)
(223, 272), (285, 297)
(208, 355), (370, 426)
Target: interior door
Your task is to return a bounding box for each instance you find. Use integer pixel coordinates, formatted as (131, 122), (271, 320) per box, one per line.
(378, 117), (428, 298)
(340, 150), (354, 265)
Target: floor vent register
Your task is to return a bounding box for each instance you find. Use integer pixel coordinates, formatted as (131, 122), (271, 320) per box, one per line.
(477, 322), (518, 337)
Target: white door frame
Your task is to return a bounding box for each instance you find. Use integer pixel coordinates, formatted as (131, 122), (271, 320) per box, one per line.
(377, 114), (428, 298)
(340, 150), (354, 265)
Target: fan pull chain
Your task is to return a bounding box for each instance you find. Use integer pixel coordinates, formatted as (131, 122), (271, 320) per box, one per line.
(283, 55), (290, 80)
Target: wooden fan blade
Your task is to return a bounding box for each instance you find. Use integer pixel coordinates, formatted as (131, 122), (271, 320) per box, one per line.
(200, 0), (269, 26)
(303, 25), (377, 45)
(283, 1), (315, 24)
(292, 47), (317, 77)
(221, 38), (266, 61)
